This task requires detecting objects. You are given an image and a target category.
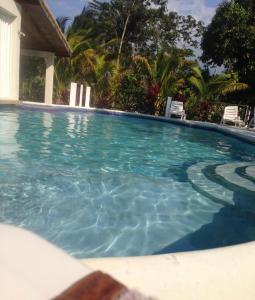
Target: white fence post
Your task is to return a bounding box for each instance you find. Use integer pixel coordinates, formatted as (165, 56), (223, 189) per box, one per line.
(79, 84), (84, 107)
(69, 82), (77, 107)
(85, 86), (91, 108)
(165, 97), (172, 118)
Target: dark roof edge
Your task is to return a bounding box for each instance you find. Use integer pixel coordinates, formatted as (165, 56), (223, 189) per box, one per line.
(38, 0), (71, 56)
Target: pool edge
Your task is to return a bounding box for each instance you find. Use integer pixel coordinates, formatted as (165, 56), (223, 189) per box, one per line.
(18, 101), (255, 145)
(81, 241), (255, 300)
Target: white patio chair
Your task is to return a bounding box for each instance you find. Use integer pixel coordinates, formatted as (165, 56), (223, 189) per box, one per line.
(221, 105), (245, 127)
(165, 97), (186, 120)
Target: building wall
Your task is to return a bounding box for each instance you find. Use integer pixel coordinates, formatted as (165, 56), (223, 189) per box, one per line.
(0, 0), (21, 102)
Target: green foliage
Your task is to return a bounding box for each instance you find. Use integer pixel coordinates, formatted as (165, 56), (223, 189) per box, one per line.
(114, 71), (153, 113)
(72, 0), (203, 62)
(54, 21), (99, 104)
(132, 49), (197, 114)
(19, 56), (45, 102)
(185, 99), (225, 123)
(53, 1), (203, 111)
(201, 0), (255, 95)
(90, 55), (116, 108)
(188, 67), (248, 103)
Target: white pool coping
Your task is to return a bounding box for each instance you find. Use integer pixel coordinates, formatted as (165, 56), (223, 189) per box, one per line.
(2, 224), (255, 300)
(18, 101), (255, 144)
(82, 242), (255, 300)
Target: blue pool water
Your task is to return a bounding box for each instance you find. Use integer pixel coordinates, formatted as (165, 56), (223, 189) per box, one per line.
(0, 105), (255, 258)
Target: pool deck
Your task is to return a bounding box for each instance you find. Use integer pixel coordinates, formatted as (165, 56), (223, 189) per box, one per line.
(18, 101), (255, 144)
(82, 242), (255, 300)
(3, 224), (255, 300)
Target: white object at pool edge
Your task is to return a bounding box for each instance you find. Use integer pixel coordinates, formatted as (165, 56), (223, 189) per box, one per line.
(0, 224), (92, 300)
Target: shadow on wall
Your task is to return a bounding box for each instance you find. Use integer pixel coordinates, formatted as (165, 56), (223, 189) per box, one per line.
(154, 191), (255, 254)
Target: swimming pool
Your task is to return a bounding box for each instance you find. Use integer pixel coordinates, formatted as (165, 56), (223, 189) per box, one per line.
(0, 105), (255, 258)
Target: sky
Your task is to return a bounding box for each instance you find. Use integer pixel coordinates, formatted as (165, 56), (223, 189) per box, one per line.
(46, 0), (222, 24)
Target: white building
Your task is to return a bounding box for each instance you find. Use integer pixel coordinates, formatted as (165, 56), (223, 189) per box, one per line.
(0, 0), (70, 104)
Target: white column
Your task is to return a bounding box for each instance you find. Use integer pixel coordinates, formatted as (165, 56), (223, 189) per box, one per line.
(79, 84), (84, 107)
(0, 12), (12, 99)
(165, 97), (172, 118)
(69, 82), (77, 107)
(0, 3), (21, 102)
(85, 86), (91, 108)
(44, 53), (54, 105)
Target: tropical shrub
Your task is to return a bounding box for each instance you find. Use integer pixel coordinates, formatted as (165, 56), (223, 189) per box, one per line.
(113, 72), (153, 113)
(185, 99), (225, 123)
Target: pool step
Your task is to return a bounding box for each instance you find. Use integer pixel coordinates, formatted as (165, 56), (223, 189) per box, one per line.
(245, 166), (255, 180)
(216, 163), (255, 193)
(187, 162), (234, 205)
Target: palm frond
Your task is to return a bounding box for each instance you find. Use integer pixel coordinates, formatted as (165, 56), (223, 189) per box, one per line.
(132, 55), (153, 78)
(221, 83), (249, 95)
(189, 76), (206, 100)
(56, 16), (70, 34)
(71, 40), (92, 58)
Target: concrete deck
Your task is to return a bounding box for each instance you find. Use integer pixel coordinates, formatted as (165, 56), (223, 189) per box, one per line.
(1, 224), (255, 300)
(0, 100), (19, 104)
(82, 242), (255, 300)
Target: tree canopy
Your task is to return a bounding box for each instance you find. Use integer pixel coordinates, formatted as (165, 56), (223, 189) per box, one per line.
(201, 0), (255, 91)
(72, 0), (203, 63)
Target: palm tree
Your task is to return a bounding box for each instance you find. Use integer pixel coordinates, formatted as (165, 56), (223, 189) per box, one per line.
(69, 30), (97, 83)
(90, 55), (116, 108)
(209, 72), (249, 96)
(54, 17), (98, 103)
(56, 16), (70, 34)
(131, 49), (196, 113)
(189, 67), (249, 102)
(55, 14), (120, 105)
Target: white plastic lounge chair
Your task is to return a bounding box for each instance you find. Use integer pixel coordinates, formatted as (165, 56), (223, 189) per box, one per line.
(221, 106), (245, 127)
(165, 97), (186, 120)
